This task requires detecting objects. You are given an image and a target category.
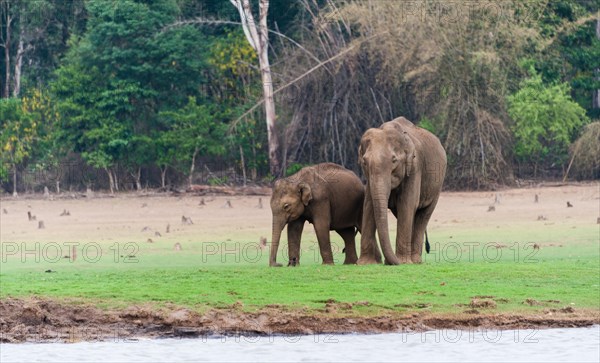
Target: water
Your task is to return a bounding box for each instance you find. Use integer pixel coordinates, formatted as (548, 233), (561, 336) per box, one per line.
(2, 327), (599, 362)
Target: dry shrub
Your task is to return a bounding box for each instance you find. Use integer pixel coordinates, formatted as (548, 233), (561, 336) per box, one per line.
(570, 121), (600, 180)
(277, 0), (542, 188)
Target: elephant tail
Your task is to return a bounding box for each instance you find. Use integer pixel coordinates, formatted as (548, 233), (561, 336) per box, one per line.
(425, 230), (430, 254)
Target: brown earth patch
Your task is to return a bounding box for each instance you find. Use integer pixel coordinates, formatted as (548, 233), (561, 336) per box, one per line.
(1, 298), (598, 343)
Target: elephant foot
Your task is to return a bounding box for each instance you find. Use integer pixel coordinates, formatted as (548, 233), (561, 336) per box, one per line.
(357, 256), (380, 265)
(270, 262), (283, 267)
(343, 258), (358, 265)
(322, 261), (334, 266)
(398, 255), (413, 264)
(384, 258), (400, 265)
(411, 254), (423, 264)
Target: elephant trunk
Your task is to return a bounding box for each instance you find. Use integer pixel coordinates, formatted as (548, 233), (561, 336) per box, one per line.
(269, 216), (286, 267)
(370, 177), (401, 265)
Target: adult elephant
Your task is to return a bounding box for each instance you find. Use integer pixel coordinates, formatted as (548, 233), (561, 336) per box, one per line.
(357, 117), (446, 265)
(270, 163), (364, 267)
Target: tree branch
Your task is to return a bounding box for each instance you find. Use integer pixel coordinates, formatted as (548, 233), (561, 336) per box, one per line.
(229, 31), (388, 130)
(162, 18), (323, 66)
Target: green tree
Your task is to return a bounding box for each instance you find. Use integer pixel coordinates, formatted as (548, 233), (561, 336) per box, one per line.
(508, 67), (589, 174)
(51, 0), (209, 191)
(159, 96), (226, 188)
(0, 97), (37, 195)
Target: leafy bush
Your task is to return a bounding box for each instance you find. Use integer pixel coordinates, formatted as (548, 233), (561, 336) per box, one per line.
(508, 67), (589, 171)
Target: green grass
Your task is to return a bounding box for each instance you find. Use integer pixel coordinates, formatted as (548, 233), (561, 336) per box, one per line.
(1, 233), (598, 315)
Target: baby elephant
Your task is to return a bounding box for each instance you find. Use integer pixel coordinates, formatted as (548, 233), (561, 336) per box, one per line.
(269, 163), (364, 267)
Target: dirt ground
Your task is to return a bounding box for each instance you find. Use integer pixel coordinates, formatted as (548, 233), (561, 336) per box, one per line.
(0, 182), (599, 342)
(0, 182), (598, 246)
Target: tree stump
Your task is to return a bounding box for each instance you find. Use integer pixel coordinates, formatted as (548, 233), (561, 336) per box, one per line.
(257, 198), (263, 209)
(567, 201), (573, 208)
(259, 237), (267, 250)
(38, 221), (45, 229)
(43, 186), (50, 199)
(534, 194), (539, 203)
(27, 211), (36, 221)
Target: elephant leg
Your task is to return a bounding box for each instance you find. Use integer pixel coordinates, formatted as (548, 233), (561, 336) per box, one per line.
(411, 201), (437, 264)
(287, 219), (305, 266)
(337, 227), (358, 264)
(357, 187), (382, 264)
(395, 188), (418, 264)
(313, 215), (335, 265)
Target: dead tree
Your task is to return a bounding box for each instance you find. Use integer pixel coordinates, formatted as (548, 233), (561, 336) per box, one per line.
(230, 0), (280, 175)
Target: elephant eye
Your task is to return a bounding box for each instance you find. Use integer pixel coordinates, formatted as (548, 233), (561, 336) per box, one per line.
(283, 203), (290, 210)
(392, 155), (398, 163)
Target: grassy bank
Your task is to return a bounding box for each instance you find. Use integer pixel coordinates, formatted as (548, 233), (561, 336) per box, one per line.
(1, 238), (598, 315)
(1, 185), (598, 318)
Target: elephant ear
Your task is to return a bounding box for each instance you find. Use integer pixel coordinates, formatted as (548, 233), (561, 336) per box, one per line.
(298, 182), (313, 206)
(403, 131), (416, 178)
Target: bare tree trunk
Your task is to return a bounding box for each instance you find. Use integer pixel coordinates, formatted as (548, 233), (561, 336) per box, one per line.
(160, 165), (168, 189)
(130, 167), (142, 191)
(12, 163), (17, 197)
(12, 29), (24, 97)
(113, 169), (119, 191)
(189, 147), (199, 188)
(105, 167), (114, 194)
(230, 0), (280, 176)
(239, 145), (247, 187)
(55, 179), (60, 194)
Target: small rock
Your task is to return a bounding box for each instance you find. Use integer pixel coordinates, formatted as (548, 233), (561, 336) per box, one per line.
(38, 221), (45, 229)
(146, 238), (153, 243)
(155, 231), (162, 237)
(567, 201), (573, 208)
(173, 242), (182, 251)
(487, 206), (495, 212)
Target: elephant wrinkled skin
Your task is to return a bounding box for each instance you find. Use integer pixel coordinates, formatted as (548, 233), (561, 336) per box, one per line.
(269, 163), (364, 267)
(357, 117), (447, 265)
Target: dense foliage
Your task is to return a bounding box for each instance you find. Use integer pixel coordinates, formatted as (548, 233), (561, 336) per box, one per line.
(0, 0), (598, 193)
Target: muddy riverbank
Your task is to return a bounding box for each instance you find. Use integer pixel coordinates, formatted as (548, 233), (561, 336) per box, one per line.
(1, 298), (598, 343)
